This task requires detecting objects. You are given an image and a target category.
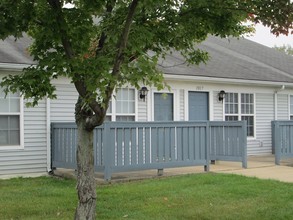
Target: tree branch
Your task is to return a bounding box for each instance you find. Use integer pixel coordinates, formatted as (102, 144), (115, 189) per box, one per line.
(105, 0), (139, 100)
(47, 0), (75, 59)
(47, 0), (105, 129)
(96, 0), (116, 55)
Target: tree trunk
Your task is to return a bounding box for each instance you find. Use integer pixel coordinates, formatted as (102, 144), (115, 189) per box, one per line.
(74, 117), (96, 220)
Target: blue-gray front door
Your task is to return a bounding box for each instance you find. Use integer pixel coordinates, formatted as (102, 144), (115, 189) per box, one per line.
(154, 93), (173, 121)
(189, 91), (209, 120)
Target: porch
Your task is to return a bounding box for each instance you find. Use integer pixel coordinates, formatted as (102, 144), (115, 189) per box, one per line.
(53, 155), (293, 183)
(51, 121), (247, 181)
(51, 120), (293, 181)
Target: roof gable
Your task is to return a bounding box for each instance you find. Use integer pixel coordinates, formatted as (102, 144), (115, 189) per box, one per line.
(0, 34), (35, 65)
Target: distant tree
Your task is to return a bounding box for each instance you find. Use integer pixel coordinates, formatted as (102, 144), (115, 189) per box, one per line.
(274, 44), (293, 56)
(1, 1), (293, 219)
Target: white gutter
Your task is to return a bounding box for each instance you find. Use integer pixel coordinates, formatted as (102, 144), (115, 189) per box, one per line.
(164, 74), (293, 88)
(46, 97), (52, 173)
(0, 63), (32, 71)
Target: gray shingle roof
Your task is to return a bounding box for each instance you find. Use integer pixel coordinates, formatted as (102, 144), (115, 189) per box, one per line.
(0, 34), (35, 65)
(1, 34), (293, 83)
(158, 36), (293, 83)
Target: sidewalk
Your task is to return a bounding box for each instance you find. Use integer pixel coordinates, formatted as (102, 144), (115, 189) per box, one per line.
(213, 155), (293, 183)
(54, 155), (293, 184)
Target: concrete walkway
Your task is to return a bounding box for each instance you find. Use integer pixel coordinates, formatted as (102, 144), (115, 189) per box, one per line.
(212, 156), (293, 183)
(54, 155), (293, 184)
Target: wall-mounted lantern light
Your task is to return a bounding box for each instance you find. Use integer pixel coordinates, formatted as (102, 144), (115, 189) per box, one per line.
(218, 90), (226, 102)
(139, 86), (148, 101)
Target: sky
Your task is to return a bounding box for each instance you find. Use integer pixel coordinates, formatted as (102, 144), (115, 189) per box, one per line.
(245, 24), (293, 48)
(64, 3), (292, 49)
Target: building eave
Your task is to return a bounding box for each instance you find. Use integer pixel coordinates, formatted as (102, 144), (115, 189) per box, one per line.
(0, 63), (32, 71)
(164, 74), (293, 89)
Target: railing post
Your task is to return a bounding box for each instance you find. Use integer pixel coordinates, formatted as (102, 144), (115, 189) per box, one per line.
(103, 122), (112, 181)
(242, 121), (247, 168)
(50, 123), (55, 170)
(51, 123), (58, 170)
(273, 121), (281, 165)
(205, 121), (210, 172)
(93, 127), (97, 171)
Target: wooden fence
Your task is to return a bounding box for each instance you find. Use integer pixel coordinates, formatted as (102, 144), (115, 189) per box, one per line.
(51, 121), (247, 181)
(272, 121), (293, 165)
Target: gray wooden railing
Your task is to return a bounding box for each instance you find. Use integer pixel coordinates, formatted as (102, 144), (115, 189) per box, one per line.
(210, 121), (247, 168)
(51, 121), (247, 181)
(272, 121), (293, 165)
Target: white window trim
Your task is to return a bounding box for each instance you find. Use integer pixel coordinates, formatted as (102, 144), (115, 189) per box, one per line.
(106, 88), (137, 121)
(223, 92), (256, 139)
(0, 96), (24, 150)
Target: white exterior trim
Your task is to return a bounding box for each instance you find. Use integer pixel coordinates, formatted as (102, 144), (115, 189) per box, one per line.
(164, 74), (293, 88)
(209, 92), (214, 121)
(252, 92), (256, 140)
(46, 98), (51, 172)
(288, 94), (291, 120)
(0, 63), (31, 71)
(174, 89), (179, 121)
(184, 89), (188, 121)
(0, 95), (24, 150)
(223, 92), (256, 139)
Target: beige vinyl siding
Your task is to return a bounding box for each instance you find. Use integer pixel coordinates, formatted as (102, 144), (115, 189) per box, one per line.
(246, 140), (261, 156)
(0, 100), (47, 176)
(213, 91), (223, 120)
(50, 83), (77, 122)
(277, 94), (289, 120)
(179, 89), (185, 120)
(137, 98), (147, 121)
(249, 93), (274, 155)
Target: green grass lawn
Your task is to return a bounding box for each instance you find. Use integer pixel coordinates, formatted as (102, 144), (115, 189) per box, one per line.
(0, 173), (293, 220)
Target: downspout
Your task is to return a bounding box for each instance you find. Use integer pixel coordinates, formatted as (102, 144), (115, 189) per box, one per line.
(274, 85), (285, 120)
(46, 97), (52, 173)
(274, 93), (278, 120)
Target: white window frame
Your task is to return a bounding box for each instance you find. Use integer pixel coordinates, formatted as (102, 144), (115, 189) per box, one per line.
(0, 92), (24, 150)
(224, 92), (256, 138)
(106, 88), (137, 121)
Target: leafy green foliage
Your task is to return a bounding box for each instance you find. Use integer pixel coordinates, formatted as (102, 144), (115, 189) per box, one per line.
(1, 1), (292, 217)
(1, 0), (292, 115)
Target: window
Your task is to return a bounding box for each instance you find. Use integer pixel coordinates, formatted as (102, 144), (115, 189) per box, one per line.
(290, 95), (293, 120)
(106, 88), (136, 121)
(0, 89), (22, 147)
(225, 93), (254, 137)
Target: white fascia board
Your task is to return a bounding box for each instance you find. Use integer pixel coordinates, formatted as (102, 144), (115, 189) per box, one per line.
(164, 74), (293, 88)
(0, 63), (32, 71)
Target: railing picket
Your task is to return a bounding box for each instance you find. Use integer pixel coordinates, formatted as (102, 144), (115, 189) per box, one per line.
(164, 127), (170, 163)
(138, 127), (144, 164)
(145, 127), (151, 164)
(176, 127), (183, 161)
(124, 128), (130, 166)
